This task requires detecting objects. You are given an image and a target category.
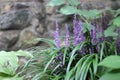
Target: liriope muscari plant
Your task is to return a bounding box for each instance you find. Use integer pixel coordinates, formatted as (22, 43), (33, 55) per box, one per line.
(41, 14), (117, 80)
(20, 14), (117, 80)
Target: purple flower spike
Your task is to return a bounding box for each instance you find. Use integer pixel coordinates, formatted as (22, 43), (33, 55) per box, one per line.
(73, 14), (78, 44)
(65, 24), (70, 47)
(73, 14), (77, 28)
(90, 21), (97, 45)
(54, 21), (60, 48)
(73, 20), (85, 46)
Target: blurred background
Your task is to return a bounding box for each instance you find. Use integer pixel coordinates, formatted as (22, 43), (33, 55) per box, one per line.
(0, 0), (119, 51)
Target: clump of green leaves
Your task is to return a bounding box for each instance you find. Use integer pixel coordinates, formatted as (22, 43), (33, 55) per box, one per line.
(98, 55), (120, 80)
(104, 9), (120, 37)
(48, 0), (102, 19)
(0, 50), (33, 80)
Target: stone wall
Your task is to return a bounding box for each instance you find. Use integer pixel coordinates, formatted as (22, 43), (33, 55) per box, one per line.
(0, 0), (119, 51)
(0, 0), (68, 50)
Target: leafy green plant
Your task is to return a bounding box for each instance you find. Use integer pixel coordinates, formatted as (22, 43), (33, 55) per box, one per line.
(48, 0), (102, 19)
(18, 40), (56, 80)
(0, 50), (33, 80)
(104, 9), (120, 37)
(98, 55), (120, 80)
(20, 13), (118, 80)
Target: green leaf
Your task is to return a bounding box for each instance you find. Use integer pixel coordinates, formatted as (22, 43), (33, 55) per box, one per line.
(0, 50), (32, 76)
(60, 6), (78, 15)
(14, 50), (33, 58)
(78, 9), (101, 19)
(65, 68), (75, 80)
(89, 68), (94, 80)
(104, 26), (118, 37)
(0, 76), (23, 80)
(48, 0), (65, 6)
(79, 54), (96, 80)
(52, 75), (62, 80)
(113, 16), (120, 26)
(100, 71), (120, 80)
(67, 0), (80, 6)
(63, 47), (68, 66)
(66, 42), (85, 73)
(115, 9), (120, 17)
(44, 55), (55, 72)
(31, 73), (44, 80)
(93, 54), (98, 74)
(88, 9), (101, 18)
(82, 22), (94, 33)
(100, 42), (105, 61)
(75, 55), (89, 80)
(0, 51), (18, 75)
(36, 38), (56, 47)
(98, 55), (120, 69)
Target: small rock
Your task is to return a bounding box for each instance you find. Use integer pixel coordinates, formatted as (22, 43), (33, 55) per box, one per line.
(0, 30), (20, 50)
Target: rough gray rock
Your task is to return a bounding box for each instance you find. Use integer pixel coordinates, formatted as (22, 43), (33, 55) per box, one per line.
(0, 30), (20, 50)
(0, 0), (46, 50)
(11, 18), (44, 50)
(0, 9), (32, 30)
